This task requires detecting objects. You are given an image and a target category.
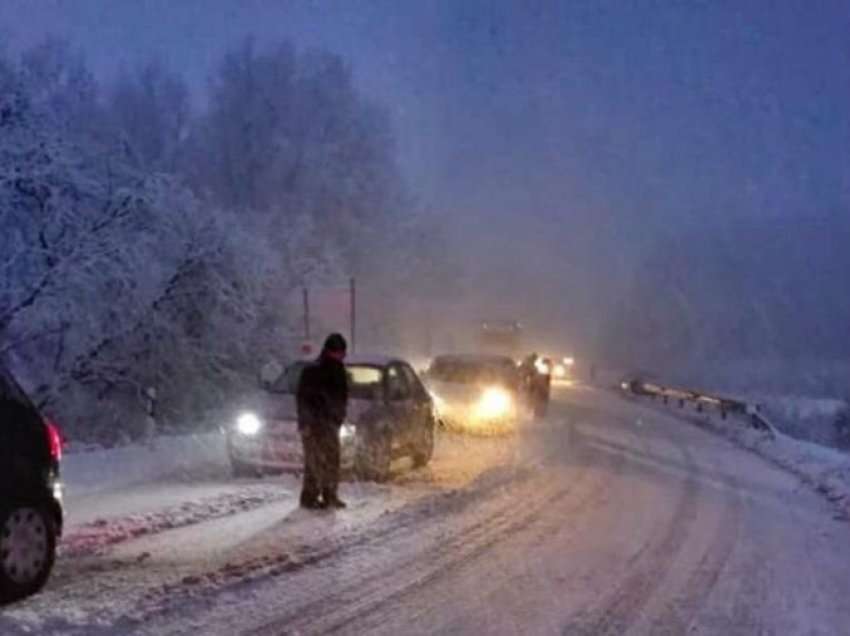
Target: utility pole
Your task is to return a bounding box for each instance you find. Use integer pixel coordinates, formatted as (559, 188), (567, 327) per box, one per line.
(425, 302), (433, 357)
(302, 287), (310, 342)
(350, 277), (356, 353)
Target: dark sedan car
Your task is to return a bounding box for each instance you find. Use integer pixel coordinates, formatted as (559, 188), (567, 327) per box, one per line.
(227, 354), (436, 482)
(0, 365), (64, 603)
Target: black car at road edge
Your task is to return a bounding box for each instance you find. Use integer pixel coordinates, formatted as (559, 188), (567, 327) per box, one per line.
(0, 364), (64, 604)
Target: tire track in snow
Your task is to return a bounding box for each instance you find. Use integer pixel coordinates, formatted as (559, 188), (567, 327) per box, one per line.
(256, 477), (596, 636)
(9, 464), (538, 636)
(127, 419), (581, 630)
(338, 422), (631, 636)
(649, 474), (743, 634)
(124, 460), (549, 631)
(562, 440), (702, 635)
(248, 424), (620, 636)
(13, 431), (545, 636)
(59, 486), (290, 560)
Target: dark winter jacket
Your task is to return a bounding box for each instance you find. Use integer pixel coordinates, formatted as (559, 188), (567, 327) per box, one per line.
(296, 354), (348, 433)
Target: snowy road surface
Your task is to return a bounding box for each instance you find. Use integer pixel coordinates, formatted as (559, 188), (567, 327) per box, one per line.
(2, 387), (849, 635)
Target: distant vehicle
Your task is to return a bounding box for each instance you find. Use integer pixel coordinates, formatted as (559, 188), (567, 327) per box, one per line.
(550, 356), (576, 385)
(227, 355), (436, 482)
(424, 353), (527, 433)
(0, 365), (64, 604)
(478, 320), (523, 359)
(518, 353), (552, 418)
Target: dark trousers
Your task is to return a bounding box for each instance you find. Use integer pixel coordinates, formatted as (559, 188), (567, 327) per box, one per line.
(300, 426), (341, 504)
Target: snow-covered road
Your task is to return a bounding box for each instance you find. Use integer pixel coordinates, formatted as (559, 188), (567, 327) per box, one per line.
(3, 387), (849, 635)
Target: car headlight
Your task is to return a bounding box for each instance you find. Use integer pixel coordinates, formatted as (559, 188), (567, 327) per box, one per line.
(553, 363), (567, 378)
(476, 387), (512, 419)
(236, 412), (263, 436)
(535, 359), (550, 375)
(339, 423), (356, 441)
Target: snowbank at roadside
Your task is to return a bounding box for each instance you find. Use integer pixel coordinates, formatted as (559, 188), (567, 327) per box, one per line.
(62, 432), (228, 497)
(618, 381), (850, 518)
(649, 400), (850, 519)
(607, 365), (850, 452)
(756, 396), (849, 449)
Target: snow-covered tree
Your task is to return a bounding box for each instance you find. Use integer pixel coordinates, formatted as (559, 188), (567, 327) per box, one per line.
(108, 62), (190, 172)
(0, 36), (446, 443)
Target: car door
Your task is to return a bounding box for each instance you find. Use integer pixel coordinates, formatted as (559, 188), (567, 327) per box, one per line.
(0, 369), (45, 497)
(384, 363), (415, 449)
(399, 363), (433, 439)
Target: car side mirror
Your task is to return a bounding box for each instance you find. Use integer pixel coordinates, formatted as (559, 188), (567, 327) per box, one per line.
(259, 359), (284, 390)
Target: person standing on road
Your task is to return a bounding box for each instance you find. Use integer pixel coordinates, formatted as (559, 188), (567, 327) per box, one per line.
(296, 333), (349, 509)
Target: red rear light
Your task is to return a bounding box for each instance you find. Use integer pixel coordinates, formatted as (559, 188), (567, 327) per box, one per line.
(45, 419), (63, 462)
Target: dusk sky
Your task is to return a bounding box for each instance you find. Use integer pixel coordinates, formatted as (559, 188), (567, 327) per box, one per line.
(2, 0), (848, 336)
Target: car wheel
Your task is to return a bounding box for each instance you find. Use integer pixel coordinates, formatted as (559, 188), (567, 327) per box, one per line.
(0, 505), (57, 603)
(412, 423), (434, 468)
(355, 430), (392, 482)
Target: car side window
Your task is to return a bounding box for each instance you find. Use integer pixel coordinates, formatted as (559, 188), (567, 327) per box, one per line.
(268, 362), (307, 394)
(400, 364), (428, 401)
(386, 365), (410, 401)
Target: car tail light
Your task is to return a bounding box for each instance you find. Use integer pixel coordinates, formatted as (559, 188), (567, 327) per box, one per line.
(45, 419), (64, 462)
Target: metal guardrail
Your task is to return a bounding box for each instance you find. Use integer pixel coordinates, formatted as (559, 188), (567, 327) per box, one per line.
(619, 377), (775, 435)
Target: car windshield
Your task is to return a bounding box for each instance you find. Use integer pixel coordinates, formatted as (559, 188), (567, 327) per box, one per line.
(267, 361), (383, 400)
(346, 365), (384, 400)
(429, 359), (516, 386)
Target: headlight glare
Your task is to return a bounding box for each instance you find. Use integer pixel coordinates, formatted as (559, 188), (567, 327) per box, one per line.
(476, 387), (512, 419)
(429, 391), (446, 413)
(236, 412), (262, 436)
(535, 360), (550, 375)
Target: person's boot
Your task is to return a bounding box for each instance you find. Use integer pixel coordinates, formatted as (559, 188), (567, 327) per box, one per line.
(300, 493), (322, 509)
(323, 492), (347, 509)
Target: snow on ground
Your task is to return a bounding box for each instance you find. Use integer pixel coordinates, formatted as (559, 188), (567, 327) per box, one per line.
(623, 390), (850, 519)
(0, 427), (520, 635)
(4, 391), (850, 635)
(61, 485), (290, 559)
(596, 365), (850, 451)
(756, 395), (849, 449)
(63, 432), (228, 497)
(713, 422), (850, 518)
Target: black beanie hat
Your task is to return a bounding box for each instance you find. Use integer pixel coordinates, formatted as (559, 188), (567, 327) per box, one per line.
(323, 333), (347, 353)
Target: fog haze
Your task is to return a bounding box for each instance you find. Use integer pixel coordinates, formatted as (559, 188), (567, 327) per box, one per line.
(3, 0), (848, 385)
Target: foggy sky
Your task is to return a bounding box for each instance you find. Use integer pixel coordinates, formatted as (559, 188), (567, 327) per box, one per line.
(2, 0), (848, 349)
